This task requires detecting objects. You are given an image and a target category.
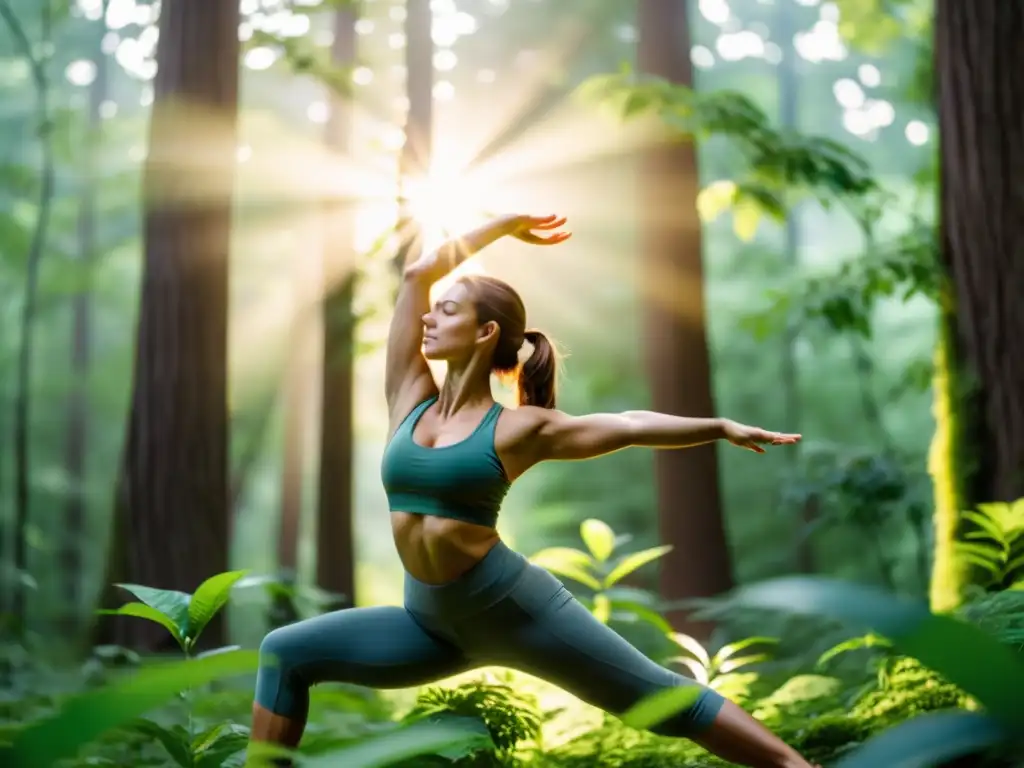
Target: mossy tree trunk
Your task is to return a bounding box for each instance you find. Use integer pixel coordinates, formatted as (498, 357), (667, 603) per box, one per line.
(930, 0), (1024, 611)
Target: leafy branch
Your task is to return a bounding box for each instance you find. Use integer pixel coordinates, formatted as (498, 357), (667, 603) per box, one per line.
(741, 218), (940, 340)
(576, 67), (878, 241)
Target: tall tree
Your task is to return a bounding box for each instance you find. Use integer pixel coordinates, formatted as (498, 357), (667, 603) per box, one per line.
(393, 0), (433, 277)
(95, 0), (241, 649)
(930, 0), (1024, 610)
(273, 250), (312, 628)
(636, 0), (733, 638)
(314, 4), (358, 612)
(2, 0), (56, 635)
(61, 9), (108, 636)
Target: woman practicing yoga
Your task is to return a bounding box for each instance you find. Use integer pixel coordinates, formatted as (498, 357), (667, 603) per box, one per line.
(251, 214), (818, 767)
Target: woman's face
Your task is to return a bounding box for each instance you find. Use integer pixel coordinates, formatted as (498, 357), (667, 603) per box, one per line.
(421, 282), (495, 362)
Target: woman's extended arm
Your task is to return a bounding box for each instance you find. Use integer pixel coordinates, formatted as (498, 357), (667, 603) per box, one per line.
(527, 409), (800, 462)
(384, 214), (569, 413)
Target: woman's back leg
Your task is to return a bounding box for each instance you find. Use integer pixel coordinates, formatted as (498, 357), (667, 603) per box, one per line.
(251, 605), (469, 748)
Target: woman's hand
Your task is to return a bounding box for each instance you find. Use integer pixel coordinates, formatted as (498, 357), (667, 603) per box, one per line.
(506, 214), (572, 245)
(722, 420), (802, 453)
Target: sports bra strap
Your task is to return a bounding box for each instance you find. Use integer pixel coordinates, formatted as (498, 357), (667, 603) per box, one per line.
(478, 401), (504, 432)
(393, 396), (437, 438)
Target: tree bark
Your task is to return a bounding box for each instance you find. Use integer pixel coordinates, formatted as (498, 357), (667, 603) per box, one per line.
(930, 0), (1024, 610)
(314, 6), (358, 612)
(94, 0), (240, 650)
(637, 0), (733, 640)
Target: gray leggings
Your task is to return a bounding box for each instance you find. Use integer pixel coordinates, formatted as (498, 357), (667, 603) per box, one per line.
(255, 540), (724, 737)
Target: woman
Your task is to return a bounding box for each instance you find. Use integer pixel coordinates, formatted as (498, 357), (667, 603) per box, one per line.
(251, 214), (818, 768)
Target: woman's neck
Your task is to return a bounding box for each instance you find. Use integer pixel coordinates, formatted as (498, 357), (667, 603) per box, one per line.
(438, 360), (493, 417)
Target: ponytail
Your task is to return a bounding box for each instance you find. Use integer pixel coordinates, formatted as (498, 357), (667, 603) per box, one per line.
(519, 330), (558, 409)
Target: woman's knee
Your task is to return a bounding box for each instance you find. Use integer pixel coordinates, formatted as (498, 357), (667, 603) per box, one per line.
(255, 625), (308, 717)
(259, 625), (300, 671)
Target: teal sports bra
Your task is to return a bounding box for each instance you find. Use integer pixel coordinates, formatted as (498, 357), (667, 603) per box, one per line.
(380, 396), (510, 528)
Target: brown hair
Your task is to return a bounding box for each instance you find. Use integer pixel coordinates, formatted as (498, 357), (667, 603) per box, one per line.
(459, 275), (558, 409)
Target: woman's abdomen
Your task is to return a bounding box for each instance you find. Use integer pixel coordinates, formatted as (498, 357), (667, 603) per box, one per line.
(390, 511), (500, 584)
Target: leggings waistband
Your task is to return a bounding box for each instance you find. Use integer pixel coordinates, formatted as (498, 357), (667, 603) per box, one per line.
(403, 540), (529, 618)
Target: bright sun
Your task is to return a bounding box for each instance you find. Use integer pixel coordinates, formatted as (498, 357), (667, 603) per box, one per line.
(402, 164), (487, 245)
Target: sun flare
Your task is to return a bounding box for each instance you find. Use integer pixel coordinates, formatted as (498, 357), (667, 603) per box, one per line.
(403, 164), (489, 246)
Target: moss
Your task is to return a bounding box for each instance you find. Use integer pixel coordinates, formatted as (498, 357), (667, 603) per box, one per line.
(852, 657), (976, 728)
(928, 305), (972, 612)
(788, 714), (870, 761)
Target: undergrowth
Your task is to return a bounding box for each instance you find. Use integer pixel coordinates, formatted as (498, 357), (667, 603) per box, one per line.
(4, 519), (1024, 766)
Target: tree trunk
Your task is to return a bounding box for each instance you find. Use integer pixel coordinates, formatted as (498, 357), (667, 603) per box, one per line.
(272, 266), (310, 628)
(61, 21), (107, 638)
(930, 0), (1024, 611)
(393, 0), (432, 277)
(9, 1), (55, 637)
(94, 0), (240, 650)
(315, 6), (358, 612)
(637, 0), (733, 640)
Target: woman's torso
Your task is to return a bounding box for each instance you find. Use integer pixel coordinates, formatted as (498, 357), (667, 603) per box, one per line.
(382, 395), (535, 584)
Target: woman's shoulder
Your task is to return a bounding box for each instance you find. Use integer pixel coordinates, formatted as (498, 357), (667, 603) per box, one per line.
(496, 404), (562, 445)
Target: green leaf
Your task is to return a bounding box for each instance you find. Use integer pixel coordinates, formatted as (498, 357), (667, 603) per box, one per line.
(187, 570), (249, 646)
(301, 716), (493, 768)
(592, 593), (611, 624)
(727, 577), (1024, 728)
(665, 656), (710, 685)
(193, 723), (250, 768)
(835, 710), (1009, 768)
(620, 685), (703, 731)
(609, 601), (674, 635)
(669, 632), (711, 667)
(962, 510), (1005, 542)
(543, 563), (603, 591)
(716, 654), (770, 674)
(696, 180), (736, 222)
(529, 547), (593, 571)
(129, 720), (192, 767)
(817, 633), (892, 669)
(580, 519), (616, 562)
(713, 636), (777, 663)
(10, 650), (261, 767)
(732, 197), (762, 242)
(96, 603), (185, 647)
(529, 548), (602, 589)
(115, 583), (191, 639)
(605, 545), (673, 587)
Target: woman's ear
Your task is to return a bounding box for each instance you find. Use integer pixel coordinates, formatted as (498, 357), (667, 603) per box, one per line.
(477, 320), (499, 345)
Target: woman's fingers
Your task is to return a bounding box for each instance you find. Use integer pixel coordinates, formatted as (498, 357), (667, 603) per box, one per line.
(530, 216), (567, 230)
(520, 214), (558, 228)
(515, 230), (572, 245)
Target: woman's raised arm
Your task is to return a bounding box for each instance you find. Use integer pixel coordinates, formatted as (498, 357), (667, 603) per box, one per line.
(384, 214), (569, 417)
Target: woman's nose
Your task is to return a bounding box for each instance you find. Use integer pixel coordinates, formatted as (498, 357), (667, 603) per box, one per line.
(421, 313), (435, 327)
